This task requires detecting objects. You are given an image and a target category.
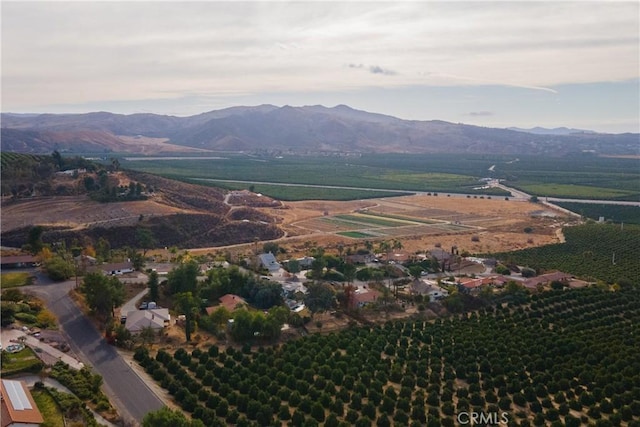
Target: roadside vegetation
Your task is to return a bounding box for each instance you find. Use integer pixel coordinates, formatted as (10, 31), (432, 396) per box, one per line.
(0, 271), (34, 289)
(1, 289), (57, 329)
(31, 387), (66, 427)
(50, 361), (118, 422)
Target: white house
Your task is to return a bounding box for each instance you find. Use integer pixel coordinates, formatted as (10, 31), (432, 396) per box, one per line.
(124, 308), (171, 333)
(258, 252), (281, 273)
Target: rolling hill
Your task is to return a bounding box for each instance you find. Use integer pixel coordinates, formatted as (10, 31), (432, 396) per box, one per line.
(2, 105), (638, 156)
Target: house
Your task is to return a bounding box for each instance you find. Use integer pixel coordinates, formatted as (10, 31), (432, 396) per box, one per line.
(96, 262), (134, 276)
(206, 294), (247, 315)
(124, 308), (171, 333)
(523, 271), (573, 290)
(258, 252), (281, 273)
(0, 379), (44, 427)
(0, 255), (38, 269)
(458, 277), (484, 291)
(283, 256), (315, 270)
(352, 288), (380, 309)
(410, 280), (449, 302)
(73, 255), (97, 265)
(346, 253), (375, 264)
(428, 248), (454, 263)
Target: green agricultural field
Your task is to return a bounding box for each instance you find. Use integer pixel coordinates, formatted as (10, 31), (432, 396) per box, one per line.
(0, 272), (32, 289)
(337, 231), (378, 238)
(138, 286), (640, 427)
(192, 179), (408, 201)
(333, 214), (412, 228)
(514, 183), (636, 200)
(122, 152), (640, 201)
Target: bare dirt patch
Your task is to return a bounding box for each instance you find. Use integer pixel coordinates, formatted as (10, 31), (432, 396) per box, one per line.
(1, 196), (188, 231)
(252, 194), (574, 257)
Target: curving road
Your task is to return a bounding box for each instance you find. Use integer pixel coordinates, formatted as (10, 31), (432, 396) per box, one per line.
(26, 272), (163, 425)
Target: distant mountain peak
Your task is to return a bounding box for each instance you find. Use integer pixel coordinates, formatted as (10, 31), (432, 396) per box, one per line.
(1, 105), (636, 156)
(507, 126), (596, 135)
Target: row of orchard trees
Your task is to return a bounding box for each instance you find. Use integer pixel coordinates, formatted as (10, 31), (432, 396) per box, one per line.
(138, 285), (640, 427)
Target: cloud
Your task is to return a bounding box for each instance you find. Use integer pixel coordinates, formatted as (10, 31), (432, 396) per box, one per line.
(369, 65), (397, 76)
(468, 111), (493, 117)
(347, 63), (396, 76)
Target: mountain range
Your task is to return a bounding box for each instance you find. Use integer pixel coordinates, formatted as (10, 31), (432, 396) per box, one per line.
(2, 105), (638, 156)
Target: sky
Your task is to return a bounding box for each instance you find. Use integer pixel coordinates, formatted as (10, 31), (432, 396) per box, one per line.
(2, 1), (639, 133)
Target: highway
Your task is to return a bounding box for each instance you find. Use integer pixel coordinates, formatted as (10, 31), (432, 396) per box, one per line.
(26, 273), (164, 425)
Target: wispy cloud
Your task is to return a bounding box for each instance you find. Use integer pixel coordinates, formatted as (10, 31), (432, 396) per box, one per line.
(467, 111), (493, 117)
(348, 63), (397, 76)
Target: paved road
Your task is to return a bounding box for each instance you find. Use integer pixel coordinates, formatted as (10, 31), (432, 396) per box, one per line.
(25, 272), (163, 425)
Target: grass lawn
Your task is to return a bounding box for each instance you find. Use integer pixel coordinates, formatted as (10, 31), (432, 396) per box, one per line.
(0, 272), (32, 289)
(1, 347), (43, 375)
(31, 388), (65, 427)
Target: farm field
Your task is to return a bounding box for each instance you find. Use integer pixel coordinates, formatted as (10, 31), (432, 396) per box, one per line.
(250, 194), (569, 258)
(123, 153), (640, 201)
(136, 286), (640, 427)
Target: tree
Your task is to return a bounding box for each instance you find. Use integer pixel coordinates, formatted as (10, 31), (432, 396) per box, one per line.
(83, 273), (125, 320)
(263, 242), (280, 254)
(310, 257), (327, 281)
(208, 306), (231, 332)
(304, 283), (335, 314)
(136, 228), (156, 257)
(142, 406), (204, 427)
(148, 271), (160, 301)
(52, 150), (64, 170)
(174, 292), (199, 342)
(96, 237), (111, 261)
(27, 226), (44, 254)
(287, 258), (301, 275)
(378, 241), (391, 262)
(139, 326), (156, 346)
(168, 260), (199, 295)
(45, 256), (74, 281)
(342, 263), (357, 285)
(409, 265), (423, 281)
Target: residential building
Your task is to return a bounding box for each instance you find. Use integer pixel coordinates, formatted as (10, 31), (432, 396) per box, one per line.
(0, 255), (38, 269)
(0, 379), (44, 427)
(352, 288), (380, 308)
(258, 252), (281, 273)
(206, 294), (247, 315)
(95, 262), (134, 276)
(124, 308), (171, 333)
